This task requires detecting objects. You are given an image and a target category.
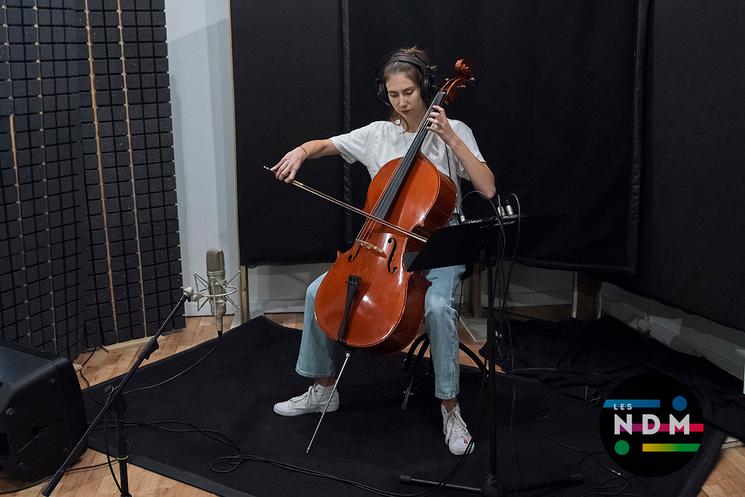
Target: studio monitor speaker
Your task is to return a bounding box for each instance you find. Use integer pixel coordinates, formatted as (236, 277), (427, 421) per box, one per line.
(0, 340), (87, 481)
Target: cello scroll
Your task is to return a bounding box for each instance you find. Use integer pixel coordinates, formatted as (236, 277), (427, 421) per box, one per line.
(440, 59), (476, 105)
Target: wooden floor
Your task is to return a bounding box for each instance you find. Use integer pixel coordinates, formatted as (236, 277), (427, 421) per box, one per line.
(1, 312), (743, 497)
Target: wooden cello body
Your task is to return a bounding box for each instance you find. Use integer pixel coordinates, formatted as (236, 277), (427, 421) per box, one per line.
(314, 155), (456, 353)
(314, 60), (475, 354)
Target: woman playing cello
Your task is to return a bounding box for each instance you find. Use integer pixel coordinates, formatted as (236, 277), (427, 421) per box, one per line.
(269, 47), (495, 455)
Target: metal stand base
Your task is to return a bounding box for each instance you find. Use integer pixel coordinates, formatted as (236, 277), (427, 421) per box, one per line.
(400, 471), (584, 495)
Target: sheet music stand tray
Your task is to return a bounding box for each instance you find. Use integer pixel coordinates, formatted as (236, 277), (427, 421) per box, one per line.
(403, 216), (515, 272)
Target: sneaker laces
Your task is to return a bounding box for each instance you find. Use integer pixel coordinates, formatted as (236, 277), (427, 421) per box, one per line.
(444, 406), (472, 445)
(293, 384), (331, 407)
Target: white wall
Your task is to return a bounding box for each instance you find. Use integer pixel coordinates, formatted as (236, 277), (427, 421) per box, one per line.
(602, 283), (745, 384)
(246, 262), (574, 316)
(482, 264), (574, 307)
(165, 0), (240, 319)
(247, 264), (327, 316)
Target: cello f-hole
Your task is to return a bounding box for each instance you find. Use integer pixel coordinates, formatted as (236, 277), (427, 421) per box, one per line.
(386, 237), (398, 274)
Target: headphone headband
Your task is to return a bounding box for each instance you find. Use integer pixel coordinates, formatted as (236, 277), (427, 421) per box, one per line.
(383, 53), (430, 77)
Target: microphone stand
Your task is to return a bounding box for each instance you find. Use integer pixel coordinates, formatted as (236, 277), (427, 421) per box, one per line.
(41, 287), (194, 497)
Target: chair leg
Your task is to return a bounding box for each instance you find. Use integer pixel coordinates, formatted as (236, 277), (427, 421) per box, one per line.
(458, 342), (486, 373)
(402, 337), (486, 409)
(401, 336), (430, 410)
(402, 333), (429, 371)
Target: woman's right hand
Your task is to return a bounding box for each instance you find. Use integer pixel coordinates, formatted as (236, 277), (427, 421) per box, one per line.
(270, 146), (307, 183)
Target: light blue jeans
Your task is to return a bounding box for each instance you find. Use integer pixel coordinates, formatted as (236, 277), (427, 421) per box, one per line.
(295, 264), (466, 400)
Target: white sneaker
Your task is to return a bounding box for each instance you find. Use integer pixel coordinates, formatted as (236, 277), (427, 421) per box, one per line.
(441, 404), (475, 455)
(273, 384), (340, 416)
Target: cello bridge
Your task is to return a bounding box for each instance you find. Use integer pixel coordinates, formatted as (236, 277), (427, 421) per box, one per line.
(356, 239), (386, 258)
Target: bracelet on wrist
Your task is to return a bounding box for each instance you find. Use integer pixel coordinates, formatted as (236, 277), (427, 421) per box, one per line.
(298, 145), (309, 160)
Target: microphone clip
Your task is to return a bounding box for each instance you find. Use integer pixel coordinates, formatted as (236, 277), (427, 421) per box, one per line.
(192, 271), (240, 335)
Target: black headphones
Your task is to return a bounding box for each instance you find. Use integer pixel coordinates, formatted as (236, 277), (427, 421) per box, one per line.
(374, 51), (437, 107)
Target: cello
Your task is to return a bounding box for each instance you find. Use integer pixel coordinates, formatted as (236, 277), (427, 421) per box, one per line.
(313, 60), (476, 354)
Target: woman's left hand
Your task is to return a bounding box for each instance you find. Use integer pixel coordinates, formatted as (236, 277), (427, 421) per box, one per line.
(427, 105), (456, 144)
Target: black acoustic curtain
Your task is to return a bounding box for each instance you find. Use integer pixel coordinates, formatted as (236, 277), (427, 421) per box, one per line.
(612, 0), (745, 332)
(0, 0), (183, 359)
(235, 0), (645, 274)
(344, 0), (645, 272)
(232, 0), (345, 265)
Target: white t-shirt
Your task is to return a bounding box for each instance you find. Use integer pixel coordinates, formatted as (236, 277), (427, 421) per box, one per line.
(330, 119), (485, 212)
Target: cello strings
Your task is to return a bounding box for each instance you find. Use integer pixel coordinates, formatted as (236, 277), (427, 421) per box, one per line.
(356, 93), (444, 245)
(374, 94), (440, 219)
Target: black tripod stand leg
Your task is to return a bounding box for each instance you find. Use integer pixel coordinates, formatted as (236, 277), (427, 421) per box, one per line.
(110, 393), (132, 497)
(400, 474), (482, 494)
(401, 472), (509, 496)
(400, 472), (584, 496)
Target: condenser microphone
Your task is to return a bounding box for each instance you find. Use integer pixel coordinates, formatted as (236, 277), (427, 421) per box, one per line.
(193, 248), (239, 335)
(206, 248), (227, 333)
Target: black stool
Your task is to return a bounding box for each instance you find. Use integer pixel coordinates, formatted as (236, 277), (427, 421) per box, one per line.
(401, 333), (485, 410)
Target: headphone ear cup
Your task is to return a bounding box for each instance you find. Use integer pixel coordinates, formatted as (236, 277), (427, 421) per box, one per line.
(421, 67), (436, 102)
(374, 76), (391, 107)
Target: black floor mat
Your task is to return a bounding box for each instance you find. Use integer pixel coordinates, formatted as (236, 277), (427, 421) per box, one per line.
(83, 317), (726, 497)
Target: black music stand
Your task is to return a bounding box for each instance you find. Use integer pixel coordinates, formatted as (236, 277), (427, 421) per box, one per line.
(403, 216), (516, 273)
(401, 216), (582, 496)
